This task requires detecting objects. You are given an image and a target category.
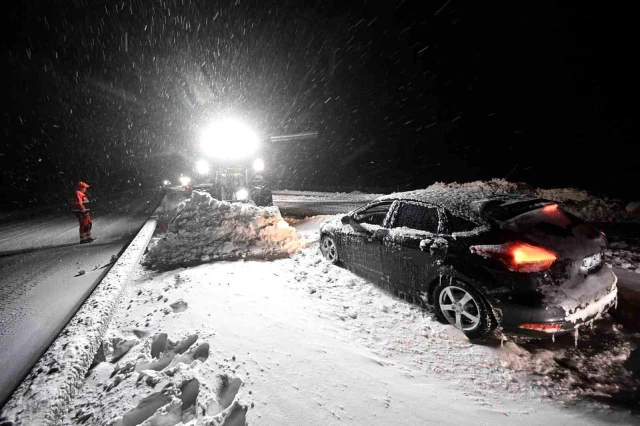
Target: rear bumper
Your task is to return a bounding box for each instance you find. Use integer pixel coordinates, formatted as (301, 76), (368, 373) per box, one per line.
(494, 270), (618, 338)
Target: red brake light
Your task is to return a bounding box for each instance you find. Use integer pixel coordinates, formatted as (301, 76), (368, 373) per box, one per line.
(519, 323), (564, 332)
(512, 243), (556, 265)
(542, 203), (558, 213)
(470, 242), (557, 272)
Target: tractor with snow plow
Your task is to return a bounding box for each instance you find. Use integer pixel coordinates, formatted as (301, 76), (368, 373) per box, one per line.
(193, 119), (316, 207)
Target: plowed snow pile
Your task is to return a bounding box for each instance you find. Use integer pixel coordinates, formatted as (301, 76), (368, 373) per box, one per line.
(427, 179), (634, 222)
(143, 191), (300, 270)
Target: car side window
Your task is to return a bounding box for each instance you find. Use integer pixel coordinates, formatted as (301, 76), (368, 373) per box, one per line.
(393, 203), (439, 233)
(353, 202), (392, 226)
(446, 212), (477, 233)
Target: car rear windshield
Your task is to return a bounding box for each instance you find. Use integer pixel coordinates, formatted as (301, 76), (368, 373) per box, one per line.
(482, 198), (554, 221)
(446, 212), (478, 233)
(503, 206), (596, 238)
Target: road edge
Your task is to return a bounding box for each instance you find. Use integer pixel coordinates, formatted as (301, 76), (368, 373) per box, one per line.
(0, 218), (157, 425)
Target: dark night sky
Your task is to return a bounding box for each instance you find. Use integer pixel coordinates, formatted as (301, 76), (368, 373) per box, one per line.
(2, 0), (638, 208)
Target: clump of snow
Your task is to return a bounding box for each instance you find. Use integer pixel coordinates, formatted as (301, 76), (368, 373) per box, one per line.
(67, 331), (247, 425)
(606, 240), (640, 274)
(564, 288), (618, 324)
(143, 191), (301, 270)
(626, 202), (640, 218)
(537, 266), (617, 321)
(427, 179), (633, 222)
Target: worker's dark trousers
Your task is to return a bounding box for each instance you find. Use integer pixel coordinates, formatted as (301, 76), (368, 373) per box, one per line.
(75, 212), (92, 242)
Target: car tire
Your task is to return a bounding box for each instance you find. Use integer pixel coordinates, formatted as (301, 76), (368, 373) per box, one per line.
(433, 277), (496, 340)
(320, 235), (339, 264)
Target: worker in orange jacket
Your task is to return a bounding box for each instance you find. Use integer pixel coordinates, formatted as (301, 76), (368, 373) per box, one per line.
(71, 181), (94, 243)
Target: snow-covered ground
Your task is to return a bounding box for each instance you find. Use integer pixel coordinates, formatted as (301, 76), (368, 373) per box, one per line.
(65, 208), (639, 425)
(606, 240), (640, 275)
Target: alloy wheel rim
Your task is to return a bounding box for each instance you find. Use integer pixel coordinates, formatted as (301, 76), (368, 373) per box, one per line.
(438, 285), (481, 331)
(322, 237), (337, 261)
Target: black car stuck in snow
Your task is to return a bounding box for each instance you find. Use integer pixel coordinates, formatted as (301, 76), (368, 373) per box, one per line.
(319, 188), (618, 340)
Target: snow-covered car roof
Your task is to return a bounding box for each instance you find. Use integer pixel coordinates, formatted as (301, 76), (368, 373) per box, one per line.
(373, 187), (541, 222)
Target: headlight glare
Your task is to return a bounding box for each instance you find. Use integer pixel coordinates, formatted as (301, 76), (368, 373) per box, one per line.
(200, 120), (260, 160)
(236, 188), (249, 201)
(253, 158), (265, 172)
(196, 159), (210, 175)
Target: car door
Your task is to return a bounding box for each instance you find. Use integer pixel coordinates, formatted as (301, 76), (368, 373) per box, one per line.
(381, 201), (445, 295)
(340, 202), (393, 284)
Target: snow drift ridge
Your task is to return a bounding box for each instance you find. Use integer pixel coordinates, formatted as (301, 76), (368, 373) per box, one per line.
(427, 179), (637, 221)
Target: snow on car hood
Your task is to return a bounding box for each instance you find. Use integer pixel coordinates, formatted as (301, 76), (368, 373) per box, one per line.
(143, 191), (301, 270)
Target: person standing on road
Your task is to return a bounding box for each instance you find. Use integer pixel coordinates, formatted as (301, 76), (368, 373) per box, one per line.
(71, 181), (94, 244)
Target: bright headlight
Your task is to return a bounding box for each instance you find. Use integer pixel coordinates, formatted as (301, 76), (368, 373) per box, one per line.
(253, 158), (265, 172)
(200, 119), (260, 160)
(163, 180), (171, 186)
(236, 188), (249, 201)
(195, 159), (210, 175)
(179, 176), (191, 186)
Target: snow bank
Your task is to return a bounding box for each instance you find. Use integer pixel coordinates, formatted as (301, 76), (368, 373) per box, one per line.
(427, 179), (635, 222)
(143, 191), (301, 270)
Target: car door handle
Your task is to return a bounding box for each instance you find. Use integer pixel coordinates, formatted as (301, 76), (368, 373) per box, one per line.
(419, 238), (434, 251)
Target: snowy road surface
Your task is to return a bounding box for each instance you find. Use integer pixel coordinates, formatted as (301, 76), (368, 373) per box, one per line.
(0, 191), (162, 407)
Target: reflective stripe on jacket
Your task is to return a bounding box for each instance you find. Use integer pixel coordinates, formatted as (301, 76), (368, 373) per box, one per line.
(71, 191), (90, 212)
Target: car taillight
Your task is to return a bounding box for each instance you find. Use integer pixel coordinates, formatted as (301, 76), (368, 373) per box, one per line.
(542, 203), (558, 213)
(519, 323), (564, 332)
(470, 242), (557, 273)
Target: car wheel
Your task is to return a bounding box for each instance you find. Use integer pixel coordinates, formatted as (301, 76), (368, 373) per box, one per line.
(320, 235), (339, 264)
(433, 277), (495, 340)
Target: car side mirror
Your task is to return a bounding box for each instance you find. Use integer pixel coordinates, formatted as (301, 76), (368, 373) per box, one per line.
(419, 238), (434, 251)
(341, 214), (368, 232)
(341, 214), (354, 225)
(420, 236), (448, 254)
